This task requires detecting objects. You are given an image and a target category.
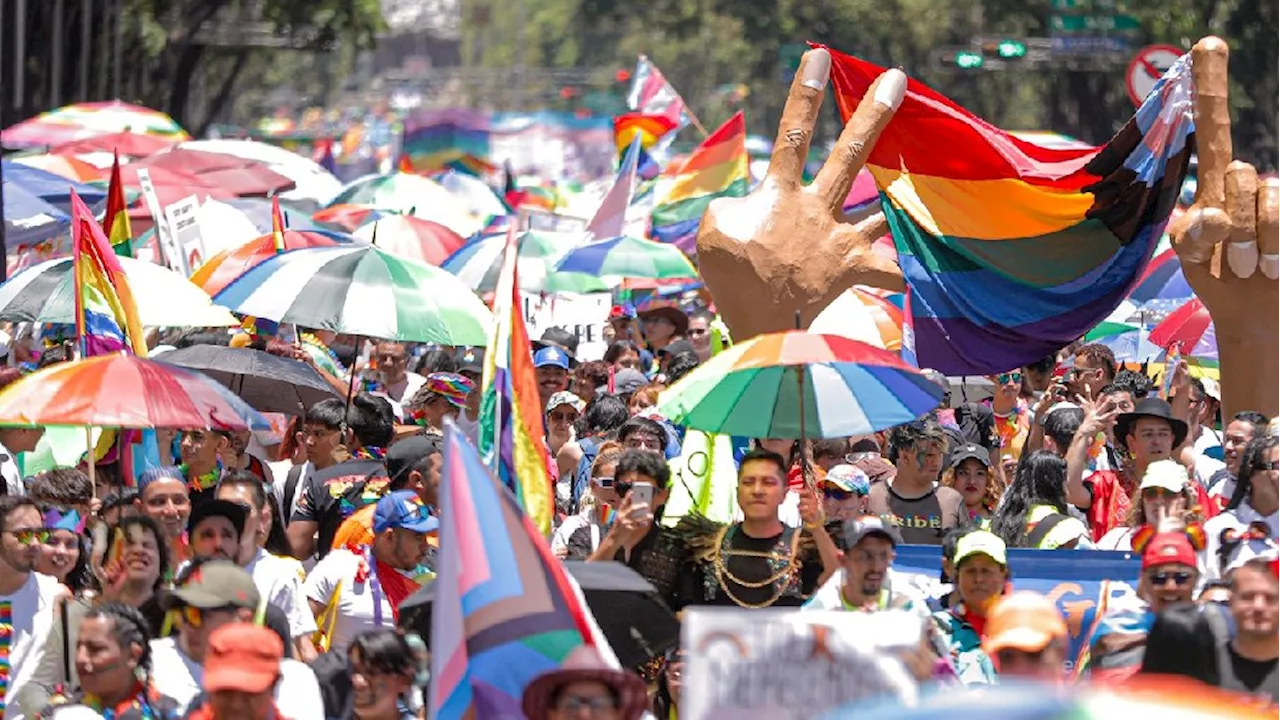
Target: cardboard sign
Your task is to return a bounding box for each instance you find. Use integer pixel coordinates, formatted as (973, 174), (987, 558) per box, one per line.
(681, 608), (919, 720)
(136, 169), (186, 273)
(162, 195), (203, 276)
(520, 292), (611, 361)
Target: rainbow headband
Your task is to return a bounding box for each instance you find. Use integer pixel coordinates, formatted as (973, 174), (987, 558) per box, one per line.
(44, 508), (86, 534)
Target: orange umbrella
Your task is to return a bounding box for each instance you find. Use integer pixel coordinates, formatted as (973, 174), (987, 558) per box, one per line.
(191, 230), (343, 297)
(11, 154), (102, 182)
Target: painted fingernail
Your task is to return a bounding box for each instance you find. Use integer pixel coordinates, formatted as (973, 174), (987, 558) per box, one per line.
(1227, 240), (1259, 279)
(1261, 253), (1279, 280)
(801, 49), (831, 90)
(875, 69), (908, 110)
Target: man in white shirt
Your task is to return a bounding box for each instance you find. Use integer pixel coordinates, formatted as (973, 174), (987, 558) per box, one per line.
(304, 490), (436, 654)
(371, 341), (426, 422)
(0, 427), (44, 496)
(148, 560), (325, 719)
(0, 496), (73, 719)
(452, 347), (484, 445)
(217, 471), (319, 662)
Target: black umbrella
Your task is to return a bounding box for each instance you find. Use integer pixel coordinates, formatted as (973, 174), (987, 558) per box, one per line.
(398, 560), (680, 669)
(157, 345), (338, 415)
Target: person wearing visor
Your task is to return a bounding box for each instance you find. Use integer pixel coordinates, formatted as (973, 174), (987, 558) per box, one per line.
(982, 591), (1069, 682)
(931, 530), (1008, 685)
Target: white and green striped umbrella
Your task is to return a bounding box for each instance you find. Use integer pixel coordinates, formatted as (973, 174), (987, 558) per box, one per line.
(441, 230), (613, 294)
(553, 235), (697, 279)
(213, 245), (492, 344)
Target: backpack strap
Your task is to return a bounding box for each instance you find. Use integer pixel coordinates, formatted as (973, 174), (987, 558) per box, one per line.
(1026, 513), (1069, 548)
(283, 464), (304, 521)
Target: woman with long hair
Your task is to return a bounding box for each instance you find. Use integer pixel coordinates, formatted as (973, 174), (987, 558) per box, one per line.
(1098, 460), (1205, 551)
(1205, 433), (1279, 582)
(940, 448), (1005, 525)
(37, 507), (93, 597)
(552, 443), (624, 560)
(990, 450), (1092, 549)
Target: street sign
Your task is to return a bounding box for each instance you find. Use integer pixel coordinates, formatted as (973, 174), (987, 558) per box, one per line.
(1049, 13), (1140, 33)
(1126, 44), (1183, 106)
(1050, 35), (1131, 56)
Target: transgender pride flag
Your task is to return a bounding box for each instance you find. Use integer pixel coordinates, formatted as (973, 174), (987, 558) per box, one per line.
(429, 423), (594, 719)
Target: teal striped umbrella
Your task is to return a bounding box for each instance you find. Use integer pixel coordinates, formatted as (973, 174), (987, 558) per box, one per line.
(553, 235), (697, 279)
(213, 245), (492, 344)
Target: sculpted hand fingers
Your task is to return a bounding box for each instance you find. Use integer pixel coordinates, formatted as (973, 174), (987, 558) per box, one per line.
(812, 68), (907, 210)
(1171, 205), (1231, 264)
(1189, 37), (1233, 209)
(766, 49), (831, 188)
(1225, 161), (1259, 278)
(1258, 177), (1279, 279)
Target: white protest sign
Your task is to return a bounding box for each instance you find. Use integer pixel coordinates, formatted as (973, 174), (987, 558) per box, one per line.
(136, 168), (185, 273)
(162, 195), (203, 276)
(681, 608), (920, 720)
(520, 209), (589, 234)
(520, 292), (611, 361)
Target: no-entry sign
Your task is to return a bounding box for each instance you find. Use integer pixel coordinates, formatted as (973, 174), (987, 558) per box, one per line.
(1126, 44), (1183, 107)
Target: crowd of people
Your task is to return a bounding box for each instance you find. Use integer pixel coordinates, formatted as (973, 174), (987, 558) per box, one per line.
(0, 296), (1275, 720)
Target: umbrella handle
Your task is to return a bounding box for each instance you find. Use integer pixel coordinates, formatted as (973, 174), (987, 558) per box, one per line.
(793, 311), (815, 492)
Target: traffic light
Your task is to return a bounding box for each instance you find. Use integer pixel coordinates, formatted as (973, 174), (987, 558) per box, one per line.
(955, 50), (984, 69)
(615, 68), (631, 83)
(996, 39), (1027, 58)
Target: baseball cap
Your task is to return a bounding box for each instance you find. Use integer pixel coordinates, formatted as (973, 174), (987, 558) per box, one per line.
(953, 530), (1008, 567)
(386, 435), (442, 485)
(187, 499), (248, 538)
(1139, 459), (1189, 493)
(842, 515), (903, 549)
(613, 368), (648, 394)
(533, 346), (570, 370)
(949, 443), (991, 469)
(982, 592), (1068, 656)
(824, 464), (870, 496)
(546, 391), (585, 415)
(453, 347), (485, 374)
(425, 372), (475, 409)
(374, 490), (439, 534)
(203, 623), (283, 694)
(162, 560), (260, 611)
(1141, 531), (1197, 570)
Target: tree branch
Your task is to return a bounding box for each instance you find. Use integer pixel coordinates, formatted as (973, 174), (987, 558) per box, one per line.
(194, 49), (252, 137)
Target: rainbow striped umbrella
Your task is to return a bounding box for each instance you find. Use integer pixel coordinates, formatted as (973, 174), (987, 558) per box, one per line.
(190, 230), (346, 297)
(656, 331), (942, 438)
(0, 354), (267, 430)
(553, 235), (697, 279)
(1, 101), (189, 149)
(809, 286), (905, 351)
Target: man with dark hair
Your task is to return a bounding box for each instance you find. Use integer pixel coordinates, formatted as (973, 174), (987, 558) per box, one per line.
(1069, 343), (1117, 400)
(287, 394), (395, 561)
(1181, 378), (1227, 487)
(0, 495), (62, 716)
(1041, 404), (1085, 457)
(177, 427), (231, 506)
(370, 341), (426, 422)
(1207, 411), (1272, 506)
(617, 416), (669, 456)
(685, 448), (839, 607)
(330, 434), (444, 553)
(27, 467), (93, 518)
(868, 420), (965, 545)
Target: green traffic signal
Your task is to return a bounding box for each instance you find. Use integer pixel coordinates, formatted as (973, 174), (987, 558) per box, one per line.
(997, 40), (1027, 58)
(955, 51), (984, 69)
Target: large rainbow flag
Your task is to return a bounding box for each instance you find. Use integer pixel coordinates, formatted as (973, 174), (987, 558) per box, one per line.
(71, 190), (147, 358)
(103, 152), (133, 258)
(478, 227), (555, 534)
(826, 46), (1194, 375)
(615, 112), (677, 180)
(649, 111), (749, 253)
(429, 423), (594, 718)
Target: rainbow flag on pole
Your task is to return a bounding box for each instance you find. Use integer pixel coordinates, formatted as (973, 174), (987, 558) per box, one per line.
(478, 227), (555, 534)
(826, 45), (1194, 375)
(429, 423), (594, 718)
(103, 152), (133, 258)
(649, 111), (749, 254)
(71, 190), (147, 358)
(614, 112), (677, 180)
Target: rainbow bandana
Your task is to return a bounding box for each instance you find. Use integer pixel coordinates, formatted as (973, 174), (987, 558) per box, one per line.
(425, 372), (475, 409)
(44, 508), (87, 534)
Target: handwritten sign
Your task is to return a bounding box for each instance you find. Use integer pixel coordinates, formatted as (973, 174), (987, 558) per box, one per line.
(136, 168), (186, 273)
(163, 195), (204, 276)
(521, 292), (611, 361)
(681, 608), (919, 720)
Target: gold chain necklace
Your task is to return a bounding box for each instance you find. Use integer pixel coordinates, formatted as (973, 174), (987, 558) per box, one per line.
(710, 525), (802, 609)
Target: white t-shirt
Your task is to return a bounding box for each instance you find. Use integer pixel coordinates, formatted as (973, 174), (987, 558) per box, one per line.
(377, 372), (427, 422)
(3, 572), (61, 720)
(148, 637), (324, 719)
(245, 548), (317, 639)
(1203, 504), (1280, 583)
(303, 548), (395, 654)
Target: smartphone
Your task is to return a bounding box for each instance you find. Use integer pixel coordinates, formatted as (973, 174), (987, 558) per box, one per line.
(630, 483), (655, 510)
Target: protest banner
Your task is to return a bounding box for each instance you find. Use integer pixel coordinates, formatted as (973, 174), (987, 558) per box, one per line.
(891, 545), (1141, 673)
(521, 291), (611, 361)
(162, 195), (204, 275)
(682, 608), (919, 720)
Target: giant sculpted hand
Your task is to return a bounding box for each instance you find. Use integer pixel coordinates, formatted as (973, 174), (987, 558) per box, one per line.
(696, 49), (907, 340)
(1168, 38), (1279, 418)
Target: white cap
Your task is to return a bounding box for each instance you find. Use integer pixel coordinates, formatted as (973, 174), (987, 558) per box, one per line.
(1138, 459), (1189, 493)
(1201, 378), (1221, 401)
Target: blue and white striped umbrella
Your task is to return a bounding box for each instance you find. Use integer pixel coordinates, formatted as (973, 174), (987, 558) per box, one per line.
(553, 235), (697, 279)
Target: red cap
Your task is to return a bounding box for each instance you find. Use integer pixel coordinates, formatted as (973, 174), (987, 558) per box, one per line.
(203, 623), (282, 694)
(1141, 531), (1197, 570)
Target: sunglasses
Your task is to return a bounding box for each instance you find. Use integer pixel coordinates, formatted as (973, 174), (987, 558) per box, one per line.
(7, 528), (51, 546)
(1261, 460), (1280, 471)
(613, 480), (633, 497)
(548, 411), (578, 423)
(178, 604), (238, 628)
(1142, 487), (1178, 501)
(687, 328), (708, 336)
(594, 476), (614, 489)
(1146, 570), (1194, 587)
(823, 486), (855, 500)
(996, 372), (1023, 386)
